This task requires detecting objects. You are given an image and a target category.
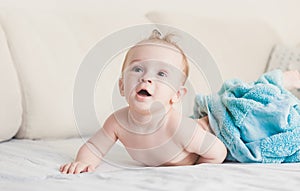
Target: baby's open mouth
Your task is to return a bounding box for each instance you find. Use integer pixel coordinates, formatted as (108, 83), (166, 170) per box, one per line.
(137, 89), (152, 97)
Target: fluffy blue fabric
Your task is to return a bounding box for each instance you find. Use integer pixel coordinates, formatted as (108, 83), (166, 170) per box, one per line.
(193, 70), (300, 163)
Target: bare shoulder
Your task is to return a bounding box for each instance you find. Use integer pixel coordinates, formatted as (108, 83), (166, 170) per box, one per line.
(102, 107), (128, 133)
(168, 110), (199, 144)
(176, 114), (211, 132)
(169, 109), (198, 129)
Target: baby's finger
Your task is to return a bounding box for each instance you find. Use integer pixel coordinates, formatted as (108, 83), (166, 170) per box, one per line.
(59, 164), (64, 172)
(61, 163), (72, 174)
(87, 165), (95, 172)
(67, 162), (79, 174)
(74, 163), (88, 174)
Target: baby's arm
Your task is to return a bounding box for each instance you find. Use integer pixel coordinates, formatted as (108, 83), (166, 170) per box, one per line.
(59, 142), (100, 174)
(186, 117), (227, 164)
(60, 114), (118, 174)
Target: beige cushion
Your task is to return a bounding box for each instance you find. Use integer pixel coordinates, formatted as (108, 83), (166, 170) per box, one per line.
(146, 11), (281, 82)
(0, 9), (149, 139)
(0, 22), (22, 142)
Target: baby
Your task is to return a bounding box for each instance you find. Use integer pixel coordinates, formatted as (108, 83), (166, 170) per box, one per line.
(60, 30), (227, 174)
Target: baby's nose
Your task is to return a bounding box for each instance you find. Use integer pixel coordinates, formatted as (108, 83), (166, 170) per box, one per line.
(141, 78), (152, 84)
(140, 71), (154, 83)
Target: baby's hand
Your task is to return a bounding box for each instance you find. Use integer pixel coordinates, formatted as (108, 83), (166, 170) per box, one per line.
(60, 162), (95, 174)
(282, 70), (300, 90)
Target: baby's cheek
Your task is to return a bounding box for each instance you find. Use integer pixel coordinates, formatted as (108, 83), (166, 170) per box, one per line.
(124, 80), (137, 93)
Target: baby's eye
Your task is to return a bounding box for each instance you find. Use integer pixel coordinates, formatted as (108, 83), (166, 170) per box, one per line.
(157, 71), (167, 77)
(132, 66), (143, 73)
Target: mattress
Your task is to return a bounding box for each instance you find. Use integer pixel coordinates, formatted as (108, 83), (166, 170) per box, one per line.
(1, 138), (299, 190)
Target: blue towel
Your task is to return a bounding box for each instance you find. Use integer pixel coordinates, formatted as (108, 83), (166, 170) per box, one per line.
(193, 70), (300, 163)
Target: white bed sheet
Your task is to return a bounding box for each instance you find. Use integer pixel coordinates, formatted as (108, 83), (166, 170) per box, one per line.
(0, 138), (299, 191)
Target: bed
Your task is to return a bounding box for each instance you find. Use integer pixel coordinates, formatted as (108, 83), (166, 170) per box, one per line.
(1, 138), (299, 190)
(1, 1), (300, 190)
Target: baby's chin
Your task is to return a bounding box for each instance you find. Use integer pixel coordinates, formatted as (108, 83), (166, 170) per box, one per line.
(129, 100), (169, 114)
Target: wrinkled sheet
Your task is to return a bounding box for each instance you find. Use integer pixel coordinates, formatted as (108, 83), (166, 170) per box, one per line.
(1, 138), (299, 190)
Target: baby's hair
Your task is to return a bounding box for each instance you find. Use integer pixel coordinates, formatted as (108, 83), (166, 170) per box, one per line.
(148, 29), (176, 45)
(121, 29), (189, 82)
(149, 29), (162, 39)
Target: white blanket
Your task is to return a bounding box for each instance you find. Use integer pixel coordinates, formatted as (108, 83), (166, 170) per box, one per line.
(1, 138), (299, 190)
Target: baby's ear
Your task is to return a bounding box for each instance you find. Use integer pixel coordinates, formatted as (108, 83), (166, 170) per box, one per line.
(171, 86), (187, 104)
(119, 78), (125, 96)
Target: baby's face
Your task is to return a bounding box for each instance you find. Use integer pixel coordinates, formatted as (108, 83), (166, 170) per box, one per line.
(120, 44), (186, 113)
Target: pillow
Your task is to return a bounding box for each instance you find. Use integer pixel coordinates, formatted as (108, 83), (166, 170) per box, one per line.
(265, 44), (300, 98)
(265, 44), (300, 71)
(146, 11), (281, 82)
(0, 22), (22, 142)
